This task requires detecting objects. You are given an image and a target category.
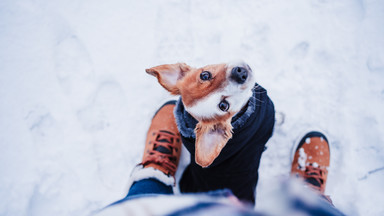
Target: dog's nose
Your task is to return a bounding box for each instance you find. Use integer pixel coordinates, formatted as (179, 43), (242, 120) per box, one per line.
(230, 67), (248, 84)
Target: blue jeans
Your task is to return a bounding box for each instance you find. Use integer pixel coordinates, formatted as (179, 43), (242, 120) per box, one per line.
(109, 178), (172, 206)
(106, 178), (345, 216)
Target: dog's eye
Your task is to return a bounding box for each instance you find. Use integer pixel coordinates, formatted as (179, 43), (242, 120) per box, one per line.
(200, 71), (212, 81)
(218, 100), (230, 112)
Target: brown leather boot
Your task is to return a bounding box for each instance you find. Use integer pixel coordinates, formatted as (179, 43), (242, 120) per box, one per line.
(291, 131), (330, 194)
(141, 101), (182, 177)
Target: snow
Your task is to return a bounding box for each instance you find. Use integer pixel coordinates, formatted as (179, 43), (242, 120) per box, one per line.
(0, 0), (383, 215)
(313, 162), (319, 168)
(298, 148), (307, 170)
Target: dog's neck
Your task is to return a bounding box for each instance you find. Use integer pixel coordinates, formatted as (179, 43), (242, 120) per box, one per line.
(174, 83), (259, 138)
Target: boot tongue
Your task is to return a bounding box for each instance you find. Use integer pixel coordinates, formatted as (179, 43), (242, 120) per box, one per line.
(305, 166), (324, 188)
(305, 177), (321, 187)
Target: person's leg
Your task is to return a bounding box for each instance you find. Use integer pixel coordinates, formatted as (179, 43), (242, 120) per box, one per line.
(112, 101), (182, 204)
(127, 178), (172, 196)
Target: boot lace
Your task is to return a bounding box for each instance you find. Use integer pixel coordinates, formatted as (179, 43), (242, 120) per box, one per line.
(142, 130), (180, 175)
(303, 165), (327, 192)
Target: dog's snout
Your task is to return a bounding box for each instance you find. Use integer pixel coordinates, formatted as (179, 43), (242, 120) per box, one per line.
(230, 67), (248, 84)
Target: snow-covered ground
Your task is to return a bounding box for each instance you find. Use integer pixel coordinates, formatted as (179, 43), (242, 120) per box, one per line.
(1, 0), (383, 215)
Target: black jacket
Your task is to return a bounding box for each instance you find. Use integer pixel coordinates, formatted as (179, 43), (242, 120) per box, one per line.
(174, 84), (275, 205)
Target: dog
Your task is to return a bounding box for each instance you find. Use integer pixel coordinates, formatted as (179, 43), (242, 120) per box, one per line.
(146, 61), (275, 204)
(146, 62), (255, 167)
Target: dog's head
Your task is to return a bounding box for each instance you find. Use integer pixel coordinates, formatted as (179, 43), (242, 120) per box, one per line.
(146, 61), (254, 167)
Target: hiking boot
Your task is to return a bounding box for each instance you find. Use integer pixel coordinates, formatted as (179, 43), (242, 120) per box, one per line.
(291, 131), (330, 194)
(141, 101), (182, 177)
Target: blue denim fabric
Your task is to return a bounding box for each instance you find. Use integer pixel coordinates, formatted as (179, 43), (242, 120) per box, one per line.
(127, 178), (173, 196)
(103, 180), (344, 216)
(109, 178), (173, 206)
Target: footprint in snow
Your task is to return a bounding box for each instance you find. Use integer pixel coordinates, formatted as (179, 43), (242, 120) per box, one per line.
(54, 35), (95, 106)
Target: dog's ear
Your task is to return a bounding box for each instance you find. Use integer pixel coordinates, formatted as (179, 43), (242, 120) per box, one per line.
(194, 120), (233, 168)
(146, 63), (191, 95)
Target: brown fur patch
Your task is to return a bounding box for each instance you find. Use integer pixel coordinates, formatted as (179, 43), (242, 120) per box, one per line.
(177, 64), (228, 107)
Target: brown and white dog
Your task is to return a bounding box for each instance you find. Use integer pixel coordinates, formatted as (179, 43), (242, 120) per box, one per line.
(146, 61), (255, 168)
